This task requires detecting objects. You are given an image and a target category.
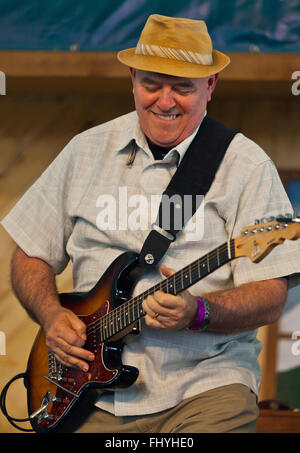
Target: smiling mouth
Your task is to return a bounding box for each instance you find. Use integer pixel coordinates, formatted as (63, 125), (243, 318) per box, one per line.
(152, 112), (179, 121)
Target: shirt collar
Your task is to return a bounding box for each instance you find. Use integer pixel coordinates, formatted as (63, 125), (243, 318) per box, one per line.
(174, 111), (207, 165)
(116, 110), (207, 165)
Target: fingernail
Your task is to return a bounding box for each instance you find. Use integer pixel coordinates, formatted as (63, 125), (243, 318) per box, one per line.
(83, 365), (88, 372)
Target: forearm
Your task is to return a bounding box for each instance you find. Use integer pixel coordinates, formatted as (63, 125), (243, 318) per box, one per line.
(203, 278), (288, 333)
(11, 247), (61, 326)
(10, 247), (94, 371)
(144, 265), (288, 333)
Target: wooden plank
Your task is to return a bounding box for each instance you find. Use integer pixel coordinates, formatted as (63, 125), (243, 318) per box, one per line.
(257, 323), (279, 402)
(222, 53), (300, 81)
(273, 99), (300, 170)
(0, 51), (299, 81)
(257, 409), (300, 433)
(0, 51), (127, 78)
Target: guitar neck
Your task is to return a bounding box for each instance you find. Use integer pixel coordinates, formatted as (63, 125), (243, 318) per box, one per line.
(99, 239), (236, 341)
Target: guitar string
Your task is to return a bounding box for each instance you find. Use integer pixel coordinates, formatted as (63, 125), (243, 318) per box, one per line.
(51, 242), (230, 378)
(85, 241), (231, 339)
(85, 240), (233, 339)
(85, 241), (231, 336)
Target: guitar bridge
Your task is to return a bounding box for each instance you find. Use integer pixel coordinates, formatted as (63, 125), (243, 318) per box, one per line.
(46, 350), (79, 398)
(48, 351), (63, 380)
(43, 375), (79, 398)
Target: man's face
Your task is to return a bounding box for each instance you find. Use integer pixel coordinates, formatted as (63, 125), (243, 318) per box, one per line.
(130, 69), (218, 148)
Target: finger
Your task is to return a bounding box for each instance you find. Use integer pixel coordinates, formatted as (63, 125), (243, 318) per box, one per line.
(142, 295), (167, 319)
(152, 290), (181, 310)
(53, 313), (87, 348)
(68, 312), (87, 342)
(53, 350), (89, 372)
(51, 339), (94, 371)
(144, 313), (164, 329)
(160, 264), (176, 277)
(143, 293), (182, 322)
(56, 337), (94, 361)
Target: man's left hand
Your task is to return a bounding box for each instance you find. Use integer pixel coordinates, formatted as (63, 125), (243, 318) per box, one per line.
(142, 265), (198, 330)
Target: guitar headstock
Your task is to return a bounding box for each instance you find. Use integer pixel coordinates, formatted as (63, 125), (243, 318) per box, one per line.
(234, 217), (300, 262)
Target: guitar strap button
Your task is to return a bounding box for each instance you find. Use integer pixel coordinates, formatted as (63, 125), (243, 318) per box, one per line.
(145, 253), (155, 265)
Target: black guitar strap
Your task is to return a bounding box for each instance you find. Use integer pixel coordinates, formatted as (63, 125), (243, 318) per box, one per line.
(139, 115), (237, 269)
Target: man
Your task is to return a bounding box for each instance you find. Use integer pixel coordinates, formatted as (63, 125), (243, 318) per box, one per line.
(2, 14), (300, 433)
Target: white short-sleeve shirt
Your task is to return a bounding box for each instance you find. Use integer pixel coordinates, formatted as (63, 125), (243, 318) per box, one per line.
(2, 111), (300, 416)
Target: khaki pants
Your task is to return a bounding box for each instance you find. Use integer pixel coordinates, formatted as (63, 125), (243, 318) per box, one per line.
(67, 384), (258, 433)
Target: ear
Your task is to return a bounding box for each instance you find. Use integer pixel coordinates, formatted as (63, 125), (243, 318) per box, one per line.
(130, 68), (136, 84)
(207, 73), (219, 102)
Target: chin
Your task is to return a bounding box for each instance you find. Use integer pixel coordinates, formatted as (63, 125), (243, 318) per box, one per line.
(151, 134), (180, 148)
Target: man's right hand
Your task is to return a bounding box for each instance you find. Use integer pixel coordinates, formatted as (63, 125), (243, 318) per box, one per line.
(43, 307), (95, 372)
(10, 248), (95, 372)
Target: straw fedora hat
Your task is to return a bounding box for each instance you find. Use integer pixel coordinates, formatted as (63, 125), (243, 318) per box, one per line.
(117, 14), (230, 78)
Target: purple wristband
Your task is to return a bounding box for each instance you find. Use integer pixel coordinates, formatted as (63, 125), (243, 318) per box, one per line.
(188, 297), (206, 330)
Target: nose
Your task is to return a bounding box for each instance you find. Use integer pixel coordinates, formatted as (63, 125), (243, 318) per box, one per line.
(156, 86), (176, 112)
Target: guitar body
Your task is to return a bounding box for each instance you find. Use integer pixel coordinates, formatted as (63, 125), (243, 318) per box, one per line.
(26, 251), (142, 433)
(23, 217), (300, 433)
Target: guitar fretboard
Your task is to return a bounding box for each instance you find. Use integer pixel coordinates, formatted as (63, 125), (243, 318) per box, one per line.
(94, 239), (235, 342)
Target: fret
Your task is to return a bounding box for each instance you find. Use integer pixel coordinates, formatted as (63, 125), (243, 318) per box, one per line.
(173, 273), (177, 295)
(130, 300), (135, 323)
(139, 301), (145, 317)
(134, 299), (139, 322)
(99, 241), (235, 342)
(183, 269), (189, 289)
(109, 314), (114, 336)
(107, 313), (111, 338)
(227, 240), (231, 260)
(128, 302), (132, 324)
(110, 312), (115, 336)
(168, 277), (174, 294)
(103, 320), (108, 338)
(231, 238), (235, 259)
(117, 307), (123, 331)
(122, 304), (127, 329)
(110, 316), (117, 335)
(200, 259), (208, 277)
(99, 321), (104, 343)
(191, 263), (199, 282)
(113, 311), (117, 334)
(220, 247), (229, 266)
(207, 249), (218, 273)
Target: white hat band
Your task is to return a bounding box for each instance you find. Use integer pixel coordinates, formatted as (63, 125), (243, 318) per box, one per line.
(135, 43), (213, 66)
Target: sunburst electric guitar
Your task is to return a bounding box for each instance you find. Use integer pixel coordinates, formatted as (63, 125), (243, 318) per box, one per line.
(26, 217), (300, 432)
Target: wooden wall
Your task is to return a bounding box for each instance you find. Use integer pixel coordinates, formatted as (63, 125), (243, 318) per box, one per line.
(0, 52), (299, 433)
